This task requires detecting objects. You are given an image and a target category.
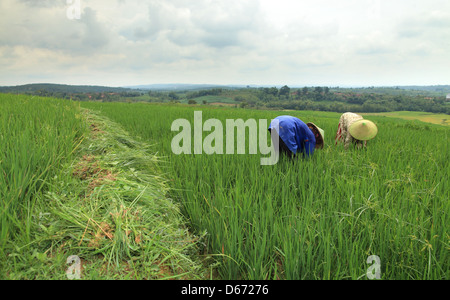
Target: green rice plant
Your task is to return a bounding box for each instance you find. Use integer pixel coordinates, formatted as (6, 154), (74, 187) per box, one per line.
(0, 94), (85, 253)
(81, 102), (449, 280)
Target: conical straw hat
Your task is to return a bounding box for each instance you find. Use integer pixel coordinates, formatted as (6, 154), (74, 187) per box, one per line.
(348, 119), (378, 141)
(307, 123), (325, 148)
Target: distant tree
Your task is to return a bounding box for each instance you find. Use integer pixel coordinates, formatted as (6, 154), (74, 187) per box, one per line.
(302, 87), (309, 95)
(239, 101), (249, 108)
(188, 99), (197, 105)
(168, 92), (179, 100)
(313, 86), (324, 101)
(279, 85), (291, 99)
(314, 86), (323, 94)
(267, 87), (278, 96)
(234, 96), (246, 102)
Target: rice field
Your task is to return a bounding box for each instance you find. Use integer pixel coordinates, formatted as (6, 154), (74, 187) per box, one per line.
(1, 94), (448, 280)
(361, 111), (450, 126)
(0, 95), (205, 279)
(81, 102), (449, 280)
(0, 95), (85, 250)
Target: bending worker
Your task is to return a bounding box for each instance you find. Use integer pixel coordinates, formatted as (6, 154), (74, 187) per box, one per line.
(269, 115), (325, 158)
(335, 112), (378, 149)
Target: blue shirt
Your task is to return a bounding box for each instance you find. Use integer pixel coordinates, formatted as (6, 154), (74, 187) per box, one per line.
(269, 116), (316, 157)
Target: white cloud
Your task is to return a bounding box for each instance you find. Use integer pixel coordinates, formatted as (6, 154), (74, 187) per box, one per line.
(0, 0), (449, 86)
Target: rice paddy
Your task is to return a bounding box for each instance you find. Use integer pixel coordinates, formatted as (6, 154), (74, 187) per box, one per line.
(361, 111), (450, 126)
(0, 95), (85, 250)
(1, 94), (448, 280)
(81, 102), (449, 280)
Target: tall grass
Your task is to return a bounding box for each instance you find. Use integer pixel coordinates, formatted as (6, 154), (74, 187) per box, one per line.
(0, 95), (85, 252)
(82, 102), (449, 280)
(1, 97), (206, 279)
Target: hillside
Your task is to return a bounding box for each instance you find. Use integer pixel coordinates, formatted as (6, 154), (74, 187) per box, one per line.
(123, 83), (240, 91)
(0, 83), (136, 94)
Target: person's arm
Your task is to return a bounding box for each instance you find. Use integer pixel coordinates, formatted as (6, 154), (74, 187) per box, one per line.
(299, 123), (316, 157)
(303, 138), (315, 157)
(335, 122), (342, 145)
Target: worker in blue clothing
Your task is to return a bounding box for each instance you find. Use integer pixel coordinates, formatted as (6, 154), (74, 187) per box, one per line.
(269, 116), (325, 158)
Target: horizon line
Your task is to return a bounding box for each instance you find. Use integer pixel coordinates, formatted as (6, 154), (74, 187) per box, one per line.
(2, 82), (450, 89)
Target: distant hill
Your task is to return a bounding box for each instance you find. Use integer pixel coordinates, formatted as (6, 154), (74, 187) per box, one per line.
(0, 83), (248, 94)
(1, 83), (449, 98)
(125, 83), (450, 95)
(124, 83), (244, 91)
(396, 85), (450, 95)
(329, 85), (450, 97)
(0, 83), (136, 94)
(124, 84), (310, 91)
(397, 85), (450, 91)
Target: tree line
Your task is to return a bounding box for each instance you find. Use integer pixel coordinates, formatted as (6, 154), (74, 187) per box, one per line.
(236, 86), (449, 114)
(1, 84), (448, 114)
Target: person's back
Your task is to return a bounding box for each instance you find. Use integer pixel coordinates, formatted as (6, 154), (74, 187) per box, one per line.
(335, 112), (377, 149)
(269, 116), (324, 158)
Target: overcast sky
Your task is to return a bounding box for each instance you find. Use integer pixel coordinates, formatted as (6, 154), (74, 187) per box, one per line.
(1, 0), (449, 87)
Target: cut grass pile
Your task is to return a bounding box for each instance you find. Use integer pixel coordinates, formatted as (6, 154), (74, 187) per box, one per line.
(38, 109), (207, 279)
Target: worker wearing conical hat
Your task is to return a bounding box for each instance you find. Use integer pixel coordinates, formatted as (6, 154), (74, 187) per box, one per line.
(335, 112), (378, 149)
(269, 115), (325, 158)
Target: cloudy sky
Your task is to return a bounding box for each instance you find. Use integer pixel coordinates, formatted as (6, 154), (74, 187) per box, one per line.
(1, 0), (449, 87)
